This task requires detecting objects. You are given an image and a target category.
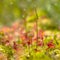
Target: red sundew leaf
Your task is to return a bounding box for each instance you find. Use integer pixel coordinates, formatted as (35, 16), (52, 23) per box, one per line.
(27, 41), (31, 45)
(37, 40), (44, 46)
(47, 43), (55, 48)
(47, 40), (55, 49)
(27, 40), (32, 45)
(13, 42), (18, 50)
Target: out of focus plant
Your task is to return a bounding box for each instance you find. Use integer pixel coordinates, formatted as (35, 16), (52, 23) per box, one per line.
(0, 0), (60, 29)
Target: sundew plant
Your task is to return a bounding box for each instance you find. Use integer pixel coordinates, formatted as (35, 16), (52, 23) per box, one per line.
(0, 0), (60, 60)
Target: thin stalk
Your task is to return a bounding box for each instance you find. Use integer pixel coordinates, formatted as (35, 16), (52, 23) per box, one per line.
(34, 8), (38, 49)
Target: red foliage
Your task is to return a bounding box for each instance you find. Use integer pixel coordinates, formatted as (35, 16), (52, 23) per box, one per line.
(38, 30), (44, 40)
(37, 40), (44, 46)
(13, 42), (18, 50)
(47, 40), (55, 49)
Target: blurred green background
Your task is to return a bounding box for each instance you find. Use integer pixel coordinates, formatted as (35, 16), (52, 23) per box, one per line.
(0, 0), (60, 30)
